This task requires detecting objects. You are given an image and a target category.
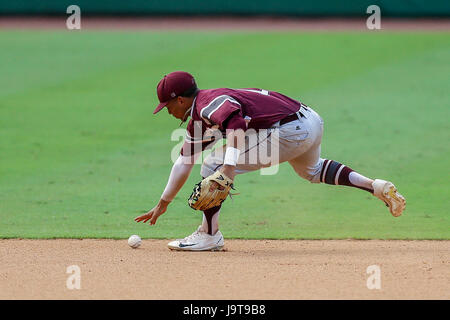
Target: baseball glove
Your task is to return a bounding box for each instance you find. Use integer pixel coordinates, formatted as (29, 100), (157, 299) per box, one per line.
(188, 171), (235, 211)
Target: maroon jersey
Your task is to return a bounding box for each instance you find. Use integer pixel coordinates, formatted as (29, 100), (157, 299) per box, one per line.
(181, 88), (302, 156)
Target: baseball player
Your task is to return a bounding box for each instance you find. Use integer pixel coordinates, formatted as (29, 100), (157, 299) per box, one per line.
(134, 71), (406, 251)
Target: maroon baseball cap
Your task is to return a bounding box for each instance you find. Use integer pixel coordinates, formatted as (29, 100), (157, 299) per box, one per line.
(153, 71), (197, 114)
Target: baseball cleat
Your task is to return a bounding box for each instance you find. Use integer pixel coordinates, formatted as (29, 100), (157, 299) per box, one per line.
(372, 179), (406, 217)
(168, 226), (224, 251)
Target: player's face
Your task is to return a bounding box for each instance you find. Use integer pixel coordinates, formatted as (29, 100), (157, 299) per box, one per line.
(165, 99), (183, 120)
(166, 97), (190, 121)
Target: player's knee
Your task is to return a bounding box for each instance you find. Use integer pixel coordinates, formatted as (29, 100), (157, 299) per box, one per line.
(307, 159), (325, 183)
(200, 163), (213, 178)
(296, 170), (321, 184)
(307, 174), (321, 184)
(201, 161), (223, 178)
(201, 152), (225, 177)
(292, 159), (323, 184)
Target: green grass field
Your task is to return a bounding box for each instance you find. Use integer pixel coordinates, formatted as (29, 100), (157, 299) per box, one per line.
(0, 31), (449, 239)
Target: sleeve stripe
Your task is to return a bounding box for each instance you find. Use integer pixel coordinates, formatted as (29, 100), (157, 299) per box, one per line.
(200, 95), (240, 121)
(185, 137), (214, 144)
(186, 132), (202, 141)
(185, 132), (214, 143)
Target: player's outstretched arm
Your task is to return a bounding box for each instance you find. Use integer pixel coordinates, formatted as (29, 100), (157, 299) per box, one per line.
(135, 152), (199, 225)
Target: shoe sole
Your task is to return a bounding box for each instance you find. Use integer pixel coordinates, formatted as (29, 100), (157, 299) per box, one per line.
(382, 183), (406, 217)
(168, 245), (224, 252)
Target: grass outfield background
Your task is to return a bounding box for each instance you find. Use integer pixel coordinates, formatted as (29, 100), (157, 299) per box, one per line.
(0, 31), (449, 239)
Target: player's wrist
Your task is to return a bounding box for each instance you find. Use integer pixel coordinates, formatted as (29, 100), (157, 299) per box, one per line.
(159, 198), (171, 207)
(223, 146), (240, 166)
(220, 165), (236, 180)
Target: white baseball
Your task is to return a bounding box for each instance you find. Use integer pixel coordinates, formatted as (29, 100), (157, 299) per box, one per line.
(128, 235), (141, 248)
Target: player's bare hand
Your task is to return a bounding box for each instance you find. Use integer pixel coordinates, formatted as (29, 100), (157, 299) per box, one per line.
(134, 207), (165, 225)
(134, 199), (169, 225)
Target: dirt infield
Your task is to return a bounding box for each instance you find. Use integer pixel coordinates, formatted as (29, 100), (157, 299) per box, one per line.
(0, 16), (449, 30)
(0, 239), (448, 300)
